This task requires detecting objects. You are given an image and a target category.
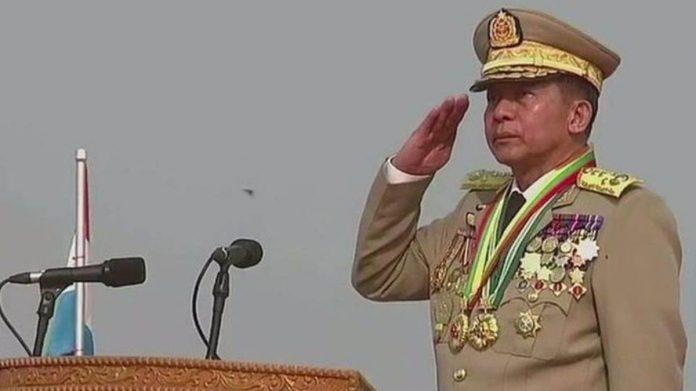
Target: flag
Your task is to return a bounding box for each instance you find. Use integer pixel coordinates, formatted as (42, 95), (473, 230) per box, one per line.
(42, 154), (95, 356)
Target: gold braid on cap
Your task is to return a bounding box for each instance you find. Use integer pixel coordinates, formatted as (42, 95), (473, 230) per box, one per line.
(482, 40), (604, 91)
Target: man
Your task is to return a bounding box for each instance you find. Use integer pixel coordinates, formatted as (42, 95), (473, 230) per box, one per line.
(352, 7), (686, 391)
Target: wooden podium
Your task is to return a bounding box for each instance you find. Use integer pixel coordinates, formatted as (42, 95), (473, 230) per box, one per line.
(0, 356), (376, 390)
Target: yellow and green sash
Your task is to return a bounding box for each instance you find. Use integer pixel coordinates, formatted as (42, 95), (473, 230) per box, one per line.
(460, 148), (596, 310)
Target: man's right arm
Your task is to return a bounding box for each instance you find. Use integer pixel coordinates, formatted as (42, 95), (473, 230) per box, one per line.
(351, 159), (458, 301)
(351, 95), (470, 301)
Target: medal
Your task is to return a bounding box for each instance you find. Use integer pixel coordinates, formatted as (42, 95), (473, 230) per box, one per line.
(448, 313), (469, 352)
(569, 268), (585, 285)
(569, 283), (588, 300)
(526, 236), (543, 253)
(540, 252), (555, 266)
(533, 279), (548, 291)
(576, 238), (600, 262)
(571, 254), (586, 268)
(551, 282), (567, 296)
(549, 267), (566, 283)
(517, 279), (529, 292)
(468, 313), (499, 351)
(520, 252), (542, 275)
(555, 255), (571, 269)
(541, 236), (559, 253)
(536, 266), (552, 281)
(559, 240), (574, 254)
(515, 310), (542, 338)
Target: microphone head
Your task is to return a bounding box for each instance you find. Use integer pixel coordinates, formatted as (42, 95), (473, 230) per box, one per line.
(102, 257), (146, 287)
(229, 239), (263, 269)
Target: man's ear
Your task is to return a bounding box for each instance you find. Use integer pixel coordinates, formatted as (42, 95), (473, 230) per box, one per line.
(568, 100), (593, 136)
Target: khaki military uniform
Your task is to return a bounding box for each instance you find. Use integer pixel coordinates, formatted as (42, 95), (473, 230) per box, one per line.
(352, 165), (686, 390)
(352, 7), (687, 391)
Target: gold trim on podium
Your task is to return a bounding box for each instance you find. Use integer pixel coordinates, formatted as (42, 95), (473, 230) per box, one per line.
(0, 356), (376, 390)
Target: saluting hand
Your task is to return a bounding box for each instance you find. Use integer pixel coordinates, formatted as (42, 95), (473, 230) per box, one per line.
(392, 95), (469, 175)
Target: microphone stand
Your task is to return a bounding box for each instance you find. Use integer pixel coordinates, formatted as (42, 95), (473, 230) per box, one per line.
(33, 283), (70, 356)
(206, 264), (230, 360)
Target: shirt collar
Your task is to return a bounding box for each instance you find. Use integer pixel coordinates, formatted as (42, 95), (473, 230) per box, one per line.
(509, 169), (557, 201)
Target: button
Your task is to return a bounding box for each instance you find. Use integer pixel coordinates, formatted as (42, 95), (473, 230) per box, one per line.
(453, 368), (467, 382)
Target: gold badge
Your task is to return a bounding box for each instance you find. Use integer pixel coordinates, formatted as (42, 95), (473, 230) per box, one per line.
(468, 313), (500, 350)
(449, 314), (469, 353)
(515, 310), (542, 338)
(489, 9), (522, 49)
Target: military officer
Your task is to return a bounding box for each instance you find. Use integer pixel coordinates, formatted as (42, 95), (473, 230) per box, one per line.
(351, 7), (686, 391)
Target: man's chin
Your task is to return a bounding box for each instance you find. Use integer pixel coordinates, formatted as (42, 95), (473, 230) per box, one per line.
(491, 149), (523, 168)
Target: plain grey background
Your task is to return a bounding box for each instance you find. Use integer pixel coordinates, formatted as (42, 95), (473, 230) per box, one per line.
(0, 1), (693, 390)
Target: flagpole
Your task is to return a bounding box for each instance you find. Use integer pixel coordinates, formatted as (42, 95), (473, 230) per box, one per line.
(75, 148), (88, 356)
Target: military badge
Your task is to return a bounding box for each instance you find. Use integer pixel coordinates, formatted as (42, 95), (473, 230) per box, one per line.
(489, 9), (523, 49)
(515, 213), (604, 303)
(468, 313), (500, 350)
(449, 313), (470, 353)
(515, 310), (542, 339)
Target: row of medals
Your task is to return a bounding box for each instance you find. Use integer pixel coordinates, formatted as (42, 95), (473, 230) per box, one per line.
(434, 228), (599, 353)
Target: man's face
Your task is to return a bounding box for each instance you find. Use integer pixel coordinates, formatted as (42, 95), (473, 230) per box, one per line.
(484, 80), (572, 169)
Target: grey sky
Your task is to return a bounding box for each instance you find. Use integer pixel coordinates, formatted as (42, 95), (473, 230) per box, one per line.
(0, 1), (693, 390)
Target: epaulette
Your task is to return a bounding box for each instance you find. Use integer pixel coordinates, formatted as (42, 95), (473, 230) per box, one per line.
(576, 167), (643, 198)
(460, 169), (512, 191)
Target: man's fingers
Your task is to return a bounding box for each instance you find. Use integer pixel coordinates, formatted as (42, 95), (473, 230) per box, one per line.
(412, 104), (441, 141)
(434, 95), (468, 142)
(450, 94), (470, 128)
(430, 97), (455, 133)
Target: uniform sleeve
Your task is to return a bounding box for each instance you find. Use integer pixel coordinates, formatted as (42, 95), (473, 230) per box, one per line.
(592, 188), (686, 391)
(351, 162), (464, 301)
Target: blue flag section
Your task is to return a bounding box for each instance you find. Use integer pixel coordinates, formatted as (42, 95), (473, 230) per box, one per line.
(42, 286), (94, 356)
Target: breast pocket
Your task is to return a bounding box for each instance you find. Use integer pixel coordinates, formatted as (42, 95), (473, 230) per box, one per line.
(491, 281), (574, 361)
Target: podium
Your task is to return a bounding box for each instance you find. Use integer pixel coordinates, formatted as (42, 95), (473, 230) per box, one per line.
(0, 356), (376, 390)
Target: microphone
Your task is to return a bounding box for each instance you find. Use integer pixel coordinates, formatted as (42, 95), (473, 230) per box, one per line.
(204, 238), (262, 360)
(8, 257), (146, 288)
(211, 239), (263, 269)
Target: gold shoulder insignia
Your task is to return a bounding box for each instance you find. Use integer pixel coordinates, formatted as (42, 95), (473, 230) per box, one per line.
(461, 169), (512, 191)
(576, 167), (643, 198)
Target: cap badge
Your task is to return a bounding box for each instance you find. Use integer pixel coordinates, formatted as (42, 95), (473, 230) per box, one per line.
(489, 9), (522, 49)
